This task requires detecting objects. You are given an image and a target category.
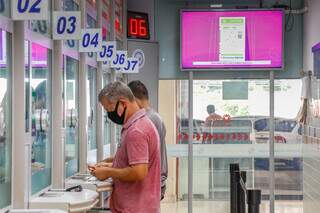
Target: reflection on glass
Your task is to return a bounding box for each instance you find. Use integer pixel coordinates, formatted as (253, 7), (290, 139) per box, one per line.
(87, 66), (97, 163)
(0, 0), (10, 17)
(30, 2), (51, 36)
(115, 0), (124, 40)
(63, 0), (79, 50)
(0, 30), (11, 209)
(25, 41), (30, 132)
(103, 73), (110, 158)
(64, 56), (79, 177)
(102, 0), (112, 41)
(30, 43), (51, 194)
(86, 14), (97, 59)
(176, 80), (302, 201)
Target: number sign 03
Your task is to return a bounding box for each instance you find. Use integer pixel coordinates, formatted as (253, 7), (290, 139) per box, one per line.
(53, 11), (81, 40)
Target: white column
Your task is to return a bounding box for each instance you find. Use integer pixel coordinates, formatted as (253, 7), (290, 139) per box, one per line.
(96, 0), (104, 162)
(269, 71), (275, 213)
(110, 0), (117, 156)
(11, 21), (26, 208)
(51, 0), (64, 189)
(79, 1), (88, 173)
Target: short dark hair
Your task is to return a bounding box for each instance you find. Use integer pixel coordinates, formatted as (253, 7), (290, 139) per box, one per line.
(128, 80), (149, 100)
(207, 105), (215, 114)
(99, 81), (135, 103)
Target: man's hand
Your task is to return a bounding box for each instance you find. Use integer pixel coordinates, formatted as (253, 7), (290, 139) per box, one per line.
(88, 165), (96, 172)
(91, 167), (113, 181)
(95, 162), (113, 168)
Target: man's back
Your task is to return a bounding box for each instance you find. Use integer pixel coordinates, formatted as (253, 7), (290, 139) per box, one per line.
(146, 109), (168, 198)
(111, 109), (160, 213)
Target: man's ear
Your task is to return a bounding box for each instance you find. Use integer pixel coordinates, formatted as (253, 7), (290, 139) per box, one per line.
(117, 97), (128, 114)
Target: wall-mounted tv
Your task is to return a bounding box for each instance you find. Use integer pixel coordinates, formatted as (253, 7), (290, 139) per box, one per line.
(181, 10), (284, 70)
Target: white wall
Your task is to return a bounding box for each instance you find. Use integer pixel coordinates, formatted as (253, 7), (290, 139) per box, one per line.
(303, 0), (320, 71)
(127, 0), (155, 41)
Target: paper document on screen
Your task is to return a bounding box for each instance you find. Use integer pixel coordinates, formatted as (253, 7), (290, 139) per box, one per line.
(219, 17), (246, 62)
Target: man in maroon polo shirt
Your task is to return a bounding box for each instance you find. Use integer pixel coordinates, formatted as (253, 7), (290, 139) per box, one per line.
(89, 81), (161, 213)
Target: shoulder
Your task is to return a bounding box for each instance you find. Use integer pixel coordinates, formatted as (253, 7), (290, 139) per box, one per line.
(147, 109), (164, 124)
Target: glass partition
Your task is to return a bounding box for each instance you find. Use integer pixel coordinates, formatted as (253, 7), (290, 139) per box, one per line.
(0, 30), (11, 209)
(87, 65), (97, 164)
(63, 0), (79, 50)
(64, 56), (79, 177)
(0, 0), (10, 17)
(175, 79), (302, 210)
(103, 72), (111, 158)
(30, 43), (51, 194)
(30, 2), (52, 37)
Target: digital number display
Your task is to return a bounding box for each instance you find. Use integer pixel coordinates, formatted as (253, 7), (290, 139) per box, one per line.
(127, 11), (150, 40)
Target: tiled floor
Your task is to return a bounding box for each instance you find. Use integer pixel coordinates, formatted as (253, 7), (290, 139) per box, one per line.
(161, 201), (303, 213)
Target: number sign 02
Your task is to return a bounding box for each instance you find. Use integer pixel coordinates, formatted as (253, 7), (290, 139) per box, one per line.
(12, 0), (48, 20)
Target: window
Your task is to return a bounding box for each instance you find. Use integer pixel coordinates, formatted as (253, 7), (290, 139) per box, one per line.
(115, 0), (124, 40)
(0, 30), (11, 209)
(30, 3), (52, 37)
(63, 0), (79, 50)
(103, 73), (111, 158)
(64, 56), (79, 177)
(87, 65), (97, 164)
(0, 0), (10, 17)
(30, 43), (51, 194)
(102, 0), (112, 41)
(86, 14), (97, 60)
(176, 79), (302, 201)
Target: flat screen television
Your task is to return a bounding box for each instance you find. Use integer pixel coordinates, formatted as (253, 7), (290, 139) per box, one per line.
(181, 9), (284, 70)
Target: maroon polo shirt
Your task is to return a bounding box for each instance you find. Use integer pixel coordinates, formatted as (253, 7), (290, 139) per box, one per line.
(111, 109), (161, 213)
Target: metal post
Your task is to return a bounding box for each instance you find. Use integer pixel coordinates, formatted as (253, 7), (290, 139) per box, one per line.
(188, 71), (193, 213)
(96, 0), (104, 163)
(247, 190), (261, 213)
(12, 20), (26, 209)
(51, 0), (64, 189)
(79, 0), (88, 173)
(239, 171), (247, 213)
(230, 164), (240, 213)
(269, 71), (275, 213)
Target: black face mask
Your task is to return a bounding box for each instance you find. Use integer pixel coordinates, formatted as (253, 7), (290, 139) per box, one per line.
(107, 101), (127, 125)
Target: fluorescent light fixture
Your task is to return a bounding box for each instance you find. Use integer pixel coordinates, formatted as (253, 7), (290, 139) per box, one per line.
(210, 4), (223, 8)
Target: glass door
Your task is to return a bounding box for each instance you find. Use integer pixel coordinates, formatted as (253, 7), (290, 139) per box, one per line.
(29, 43), (52, 194)
(64, 56), (79, 177)
(0, 29), (11, 209)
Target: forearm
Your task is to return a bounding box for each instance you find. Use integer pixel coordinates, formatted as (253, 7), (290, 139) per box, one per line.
(108, 167), (145, 182)
(103, 157), (114, 163)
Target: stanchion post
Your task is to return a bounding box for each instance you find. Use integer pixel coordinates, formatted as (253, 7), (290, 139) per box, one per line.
(230, 164), (240, 213)
(247, 189), (261, 213)
(239, 171), (247, 213)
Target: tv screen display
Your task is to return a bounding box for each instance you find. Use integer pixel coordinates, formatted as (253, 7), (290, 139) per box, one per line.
(181, 10), (284, 70)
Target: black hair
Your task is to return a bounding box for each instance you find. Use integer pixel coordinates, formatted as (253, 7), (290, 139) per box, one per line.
(207, 105), (215, 114)
(128, 80), (149, 100)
